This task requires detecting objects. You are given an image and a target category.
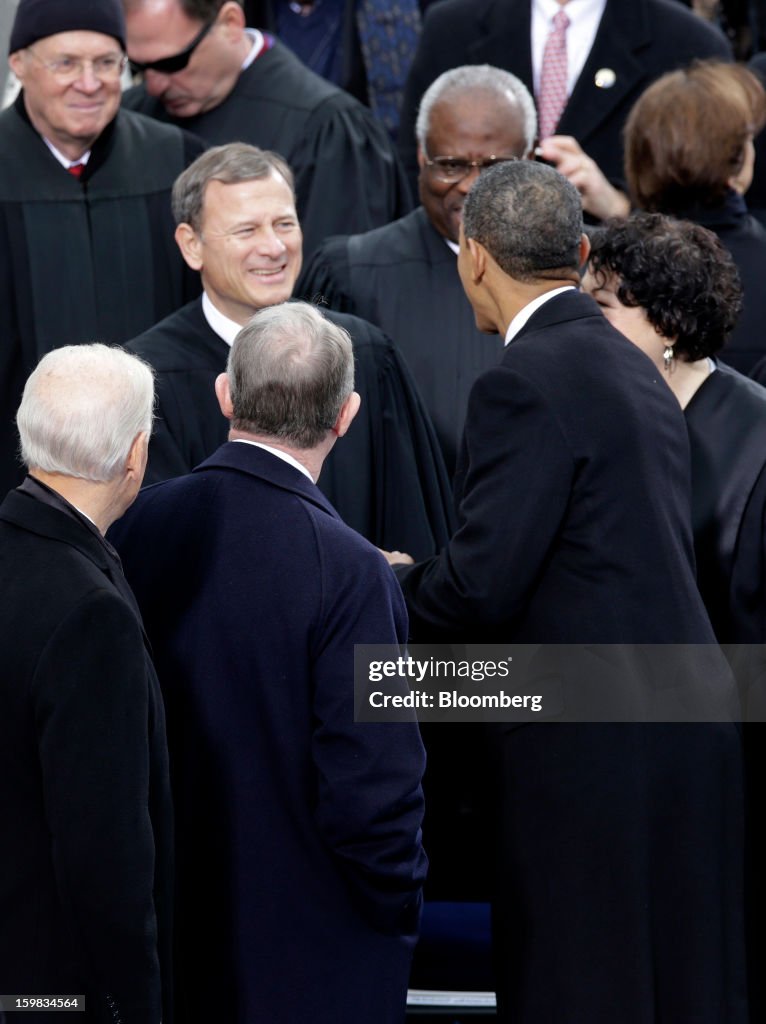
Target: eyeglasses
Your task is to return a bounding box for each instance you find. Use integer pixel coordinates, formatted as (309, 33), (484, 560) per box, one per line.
(424, 154), (520, 184)
(128, 12), (218, 75)
(26, 47), (128, 82)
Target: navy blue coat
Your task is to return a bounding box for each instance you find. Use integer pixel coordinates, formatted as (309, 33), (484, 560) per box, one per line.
(110, 441), (428, 1024)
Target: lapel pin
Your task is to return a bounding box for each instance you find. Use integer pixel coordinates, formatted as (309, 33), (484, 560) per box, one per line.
(595, 68), (616, 89)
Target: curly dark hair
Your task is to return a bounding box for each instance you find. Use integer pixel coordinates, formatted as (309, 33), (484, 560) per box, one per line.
(588, 214), (743, 362)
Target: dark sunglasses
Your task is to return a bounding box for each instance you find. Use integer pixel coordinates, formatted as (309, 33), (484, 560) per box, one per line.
(128, 13), (217, 75)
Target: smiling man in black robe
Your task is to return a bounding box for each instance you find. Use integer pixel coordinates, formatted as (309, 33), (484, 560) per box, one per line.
(120, 0), (411, 260)
(127, 143), (452, 559)
(0, 0), (203, 496)
(300, 65), (536, 477)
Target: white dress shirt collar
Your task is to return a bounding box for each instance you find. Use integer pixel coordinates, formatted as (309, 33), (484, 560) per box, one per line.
(242, 28), (266, 70)
(532, 0), (607, 98)
(504, 285), (575, 346)
(43, 137), (91, 170)
(231, 438), (315, 482)
(202, 291), (245, 347)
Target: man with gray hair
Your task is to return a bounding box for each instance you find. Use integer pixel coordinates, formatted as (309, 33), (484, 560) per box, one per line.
(390, 161), (746, 1022)
(301, 64), (536, 478)
(128, 141), (451, 559)
(0, 344), (173, 1022)
(110, 301), (428, 1024)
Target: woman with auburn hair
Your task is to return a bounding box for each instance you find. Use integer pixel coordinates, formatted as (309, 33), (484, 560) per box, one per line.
(624, 60), (766, 373)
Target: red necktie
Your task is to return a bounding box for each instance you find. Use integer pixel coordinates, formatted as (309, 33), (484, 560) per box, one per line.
(537, 8), (570, 140)
(67, 163), (85, 178)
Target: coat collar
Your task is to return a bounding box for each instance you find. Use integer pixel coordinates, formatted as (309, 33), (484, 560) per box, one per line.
(0, 487), (152, 647)
(0, 488), (113, 572)
(508, 287), (602, 345)
(193, 441), (340, 519)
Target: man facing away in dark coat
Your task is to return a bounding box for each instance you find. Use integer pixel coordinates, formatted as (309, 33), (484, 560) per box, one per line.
(0, 344), (172, 1024)
(127, 142), (452, 560)
(385, 161), (748, 1023)
(0, 0), (203, 498)
(110, 301), (428, 1024)
(121, 0), (411, 260)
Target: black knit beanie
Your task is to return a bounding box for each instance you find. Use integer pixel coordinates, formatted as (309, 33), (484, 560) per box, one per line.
(9, 0), (126, 55)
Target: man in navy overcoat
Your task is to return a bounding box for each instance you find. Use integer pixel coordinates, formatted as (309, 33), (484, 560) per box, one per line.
(111, 301), (427, 1024)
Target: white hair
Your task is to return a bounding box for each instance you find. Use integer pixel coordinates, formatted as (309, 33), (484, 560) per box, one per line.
(17, 344), (155, 483)
(415, 64), (538, 154)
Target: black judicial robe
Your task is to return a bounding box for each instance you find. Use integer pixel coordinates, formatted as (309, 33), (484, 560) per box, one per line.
(299, 206), (505, 476)
(127, 298), (453, 559)
(685, 362), (766, 643)
(678, 191), (766, 375)
(0, 98), (203, 496)
(690, 364), (766, 1024)
(123, 40), (412, 260)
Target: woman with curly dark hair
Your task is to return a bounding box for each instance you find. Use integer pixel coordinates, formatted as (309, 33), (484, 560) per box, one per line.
(585, 212), (766, 642)
(624, 60), (766, 373)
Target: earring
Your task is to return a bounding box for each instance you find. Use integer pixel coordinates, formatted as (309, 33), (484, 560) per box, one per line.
(663, 344), (675, 373)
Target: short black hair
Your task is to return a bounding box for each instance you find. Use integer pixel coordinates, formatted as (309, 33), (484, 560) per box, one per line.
(588, 213), (743, 360)
(462, 160), (582, 281)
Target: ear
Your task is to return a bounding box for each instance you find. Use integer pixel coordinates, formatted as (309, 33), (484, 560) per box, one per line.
(578, 232), (591, 271)
(8, 51), (25, 83)
(417, 145), (427, 170)
(215, 373), (234, 420)
(465, 236), (488, 283)
(333, 391), (361, 438)
(125, 431), (148, 480)
(175, 222), (204, 271)
(219, 0), (246, 38)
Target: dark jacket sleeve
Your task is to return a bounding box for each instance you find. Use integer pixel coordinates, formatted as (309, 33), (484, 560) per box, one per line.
(289, 99), (413, 259)
(396, 364), (574, 637)
(296, 235), (358, 313)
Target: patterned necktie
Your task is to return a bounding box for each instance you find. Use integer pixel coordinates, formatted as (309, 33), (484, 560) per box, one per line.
(537, 7), (570, 140)
(356, 0), (422, 139)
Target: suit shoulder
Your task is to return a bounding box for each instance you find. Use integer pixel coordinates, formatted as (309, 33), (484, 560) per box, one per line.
(240, 42), (361, 116)
(118, 106), (191, 142)
(303, 499), (400, 583)
(422, 0), (495, 36)
(323, 308), (392, 352)
(645, 0), (731, 55)
(126, 303), (216, 370)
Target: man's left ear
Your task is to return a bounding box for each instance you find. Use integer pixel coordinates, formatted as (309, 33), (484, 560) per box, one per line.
(125, 431), (148, 479)
(465, 236), (488, 283)
(219, 0), (247, 38)
(578, 232), (591, 271)
(215, 372), (235, 420)
(333, 391), (361, 438)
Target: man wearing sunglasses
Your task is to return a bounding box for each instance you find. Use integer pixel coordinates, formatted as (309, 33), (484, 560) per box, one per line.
(0, 0), (204, 500)
(121, 0), (411, 260)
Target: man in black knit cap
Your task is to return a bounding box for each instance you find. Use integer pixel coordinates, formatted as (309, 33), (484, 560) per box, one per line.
(0, 0), (203, 498)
